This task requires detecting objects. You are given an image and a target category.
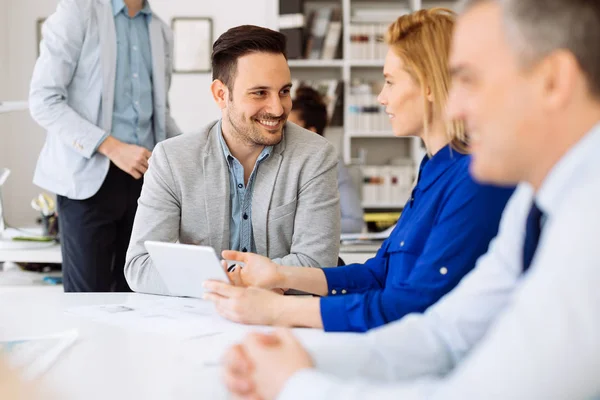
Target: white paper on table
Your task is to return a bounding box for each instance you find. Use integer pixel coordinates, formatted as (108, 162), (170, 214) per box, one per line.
(66, 296), (261, 339)
(0, 329), (78, 380)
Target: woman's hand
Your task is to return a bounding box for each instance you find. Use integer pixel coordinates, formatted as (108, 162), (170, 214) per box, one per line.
(203, 281), (286, 326)
(222, 250), (285, 290)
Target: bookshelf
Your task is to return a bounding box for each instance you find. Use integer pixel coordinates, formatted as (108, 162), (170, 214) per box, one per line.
(287, 59), (344, 68)
(278, 0), (460, 209)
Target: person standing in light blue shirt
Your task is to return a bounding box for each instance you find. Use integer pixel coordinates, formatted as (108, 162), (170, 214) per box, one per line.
(110, 0), (155, 152)
(29, 0), (181, 293)
(288, 87), (364, 234)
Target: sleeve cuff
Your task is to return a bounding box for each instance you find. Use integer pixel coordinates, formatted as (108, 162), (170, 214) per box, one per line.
(88, 130), (110, 158)
(303, 331), (370, 377)
(277, 369), (341, 400)
(322, 266), (351, 295)
(320, 296), (353, 332)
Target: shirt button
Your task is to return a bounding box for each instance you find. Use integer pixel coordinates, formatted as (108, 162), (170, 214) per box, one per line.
(400, 241), (405, 247)
(243, 213), (248, 220)
(341, 289), (347, 294)
(135, 101), (139, 105)
(133, 45), (138, 51)
(242, 248), (247, 252)
(440, 267), (448, 275)
(331, 289), (337, 295)
(237, 183), (243, 189)
(133, 73), (138, 78)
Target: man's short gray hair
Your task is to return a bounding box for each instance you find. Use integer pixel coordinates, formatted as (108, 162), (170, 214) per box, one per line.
(459, 0), (600, 96)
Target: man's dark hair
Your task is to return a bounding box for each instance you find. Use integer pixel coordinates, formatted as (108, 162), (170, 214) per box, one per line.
(292, 87), (328, 136)
(211, 25), (287, 92)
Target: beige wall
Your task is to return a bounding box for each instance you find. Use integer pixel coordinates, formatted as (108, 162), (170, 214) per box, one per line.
(1, 0), (10, 180)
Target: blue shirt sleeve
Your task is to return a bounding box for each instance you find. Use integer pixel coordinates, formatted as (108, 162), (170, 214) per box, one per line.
(320, 180), (513, 332)
(323, 241), (391, 292)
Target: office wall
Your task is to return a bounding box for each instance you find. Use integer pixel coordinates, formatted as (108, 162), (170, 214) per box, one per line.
(0, 0), (10, 169)
(0, 0), (16, 227)
(1, 0), (278, 227)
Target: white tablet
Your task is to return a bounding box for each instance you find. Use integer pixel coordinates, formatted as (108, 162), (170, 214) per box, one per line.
(144, 241), (230, 298)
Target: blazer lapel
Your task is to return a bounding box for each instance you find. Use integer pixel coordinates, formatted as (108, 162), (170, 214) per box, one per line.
(203, 126), (230, 252)
(149, 17), (166, 142)
(252, 153), (283, 256)
(97, 1), (117, 132)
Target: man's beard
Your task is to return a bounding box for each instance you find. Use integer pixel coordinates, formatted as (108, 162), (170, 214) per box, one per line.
(227, 110), (285, 147)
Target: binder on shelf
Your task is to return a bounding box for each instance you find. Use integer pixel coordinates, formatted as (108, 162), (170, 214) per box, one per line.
(349, 22), (390, 61)
(279, 0), (304, 59)
(321, 7), (342, 59)
(360, 164), (414, 208)
(347, 81), (388, 132)
(305, 7), (332, 59)
(280, 0), (302, 14)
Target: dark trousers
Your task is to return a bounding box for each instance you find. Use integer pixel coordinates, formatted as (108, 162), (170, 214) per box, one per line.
(57, 163), (143, 292)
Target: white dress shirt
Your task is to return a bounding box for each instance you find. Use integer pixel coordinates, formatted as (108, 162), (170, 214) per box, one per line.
(280, 124), (600, 400)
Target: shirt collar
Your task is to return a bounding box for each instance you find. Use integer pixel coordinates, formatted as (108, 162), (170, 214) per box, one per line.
(217, 120), (273, 165)
(536, 121), (600, 215)
(112, 0), (152, 17)
(416, 144), (467, 191)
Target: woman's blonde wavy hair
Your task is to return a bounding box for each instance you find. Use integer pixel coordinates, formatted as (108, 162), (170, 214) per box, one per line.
(386, 8), (468, 153)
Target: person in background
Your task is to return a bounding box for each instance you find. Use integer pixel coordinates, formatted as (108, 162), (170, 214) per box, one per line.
(29, 0), (181, 292)
(288, 87), (364, 234)
(203, 9), (514, 332)
(220, 0), (600, 398)
(124, 25), (340, 295)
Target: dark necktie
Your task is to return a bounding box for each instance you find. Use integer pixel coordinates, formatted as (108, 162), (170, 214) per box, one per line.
(522, 201), (544, 273)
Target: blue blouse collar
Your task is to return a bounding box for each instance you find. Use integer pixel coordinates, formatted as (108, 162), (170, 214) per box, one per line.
(417, 144), (467, 191)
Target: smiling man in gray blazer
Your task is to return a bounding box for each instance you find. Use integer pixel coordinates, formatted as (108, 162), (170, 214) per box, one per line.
(124, 25), (340, 296)
(29, 0), (180, 292)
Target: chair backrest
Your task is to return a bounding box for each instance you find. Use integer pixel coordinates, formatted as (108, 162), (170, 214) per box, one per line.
(345, 163), (363, 202)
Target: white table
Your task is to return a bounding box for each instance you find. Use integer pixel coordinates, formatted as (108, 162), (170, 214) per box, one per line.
(0, 244), (61, 264)
(0, 288), (340, 400)
(0, 288), (242, 399)
(0, 228), (61, 264)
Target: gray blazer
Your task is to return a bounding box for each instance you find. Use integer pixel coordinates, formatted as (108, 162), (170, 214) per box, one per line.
(29, 0), (180, 200)
(125, 121), (341, 295)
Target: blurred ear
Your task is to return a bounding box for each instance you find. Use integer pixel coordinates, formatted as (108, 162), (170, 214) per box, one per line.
(536, 50), (581, 111)
(425, 85), (434, 103)
(210, 79), (229, 109)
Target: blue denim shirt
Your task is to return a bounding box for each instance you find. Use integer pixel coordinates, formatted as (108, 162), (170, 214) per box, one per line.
(321, 144), (515, 332)
(110, 0), (155, 151)
(217, 121), (273, 253)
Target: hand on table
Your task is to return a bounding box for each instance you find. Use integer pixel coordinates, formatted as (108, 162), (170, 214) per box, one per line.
(222, 329), (314, 400)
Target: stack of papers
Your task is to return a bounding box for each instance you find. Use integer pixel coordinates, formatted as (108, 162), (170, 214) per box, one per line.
(66, 296), (269, 340)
